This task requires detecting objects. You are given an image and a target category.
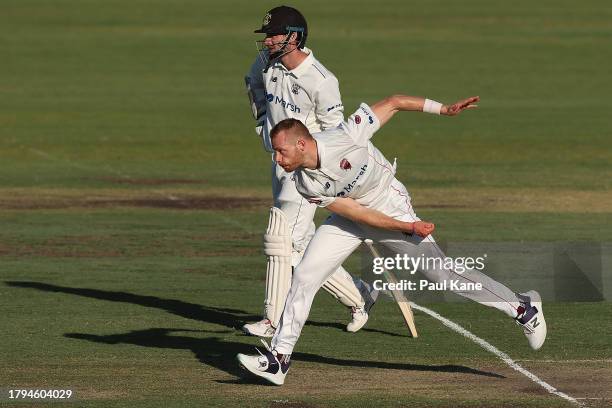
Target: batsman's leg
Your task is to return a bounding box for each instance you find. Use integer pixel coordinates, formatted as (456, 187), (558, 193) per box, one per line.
(255, 163), (374, 332)
(238, 215), (363, 385)
(321, 266), (378, 332)
(243, 207), (292, 337)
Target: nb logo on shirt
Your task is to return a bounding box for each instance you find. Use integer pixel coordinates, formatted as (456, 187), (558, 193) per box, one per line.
(326, 103), (342, 112)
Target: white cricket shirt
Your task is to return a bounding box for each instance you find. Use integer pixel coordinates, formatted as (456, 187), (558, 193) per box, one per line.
(246, 48), (344, 152)
(294, 103), (398, 209)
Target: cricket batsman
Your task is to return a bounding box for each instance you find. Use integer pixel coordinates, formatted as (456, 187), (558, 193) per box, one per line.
(242, 6), (377, 338)
(237, 94), (547, 385)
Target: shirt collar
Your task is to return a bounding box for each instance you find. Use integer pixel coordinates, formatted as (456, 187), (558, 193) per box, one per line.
(272, 47), (313, 79)
(304, 134), (341, 181)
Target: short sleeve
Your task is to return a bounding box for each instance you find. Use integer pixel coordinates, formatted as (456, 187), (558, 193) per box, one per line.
(314, 76), (344, 129)
(295, 176), (336, 208)
(343, 103), (381, 146)
(304, 194), (335, 208)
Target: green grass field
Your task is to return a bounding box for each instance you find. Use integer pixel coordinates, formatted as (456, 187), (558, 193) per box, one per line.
(1, 0), (611, 407)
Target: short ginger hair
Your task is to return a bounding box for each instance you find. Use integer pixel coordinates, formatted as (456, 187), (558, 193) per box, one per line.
(270, 118), (312, 143)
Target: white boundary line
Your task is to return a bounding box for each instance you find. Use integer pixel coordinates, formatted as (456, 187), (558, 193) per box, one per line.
(410, 302), (584, 407)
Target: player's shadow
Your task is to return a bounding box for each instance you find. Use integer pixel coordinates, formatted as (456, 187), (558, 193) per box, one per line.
(4, 280), (401, 336)
(64, 328), (505, 381)
(5, 280), (257, 330)
(7, 281), (503, 380)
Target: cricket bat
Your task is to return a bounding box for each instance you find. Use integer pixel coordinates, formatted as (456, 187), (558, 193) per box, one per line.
(364, 239), (418, 338)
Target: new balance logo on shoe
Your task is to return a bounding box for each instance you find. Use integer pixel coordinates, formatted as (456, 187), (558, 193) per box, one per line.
(264, 356), (280, 374)
(515, 291), (547, 350)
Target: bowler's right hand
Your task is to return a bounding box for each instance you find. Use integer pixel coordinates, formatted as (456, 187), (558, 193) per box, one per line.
(411, 221), (435, 237)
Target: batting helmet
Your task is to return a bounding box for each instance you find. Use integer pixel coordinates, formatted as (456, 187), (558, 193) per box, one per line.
(254, 5), (308, 49)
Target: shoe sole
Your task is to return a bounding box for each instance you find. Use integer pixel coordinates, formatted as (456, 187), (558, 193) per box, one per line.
(236, 354), (285, 385)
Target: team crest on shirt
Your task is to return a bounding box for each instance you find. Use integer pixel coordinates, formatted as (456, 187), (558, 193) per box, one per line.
(340, 158), (352, 170)
(291, 84), (300, 95)
(354, 115), (361, 124)
(263, 13), (271, 26)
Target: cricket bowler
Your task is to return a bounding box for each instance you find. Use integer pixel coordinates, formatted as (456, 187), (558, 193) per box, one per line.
(237, 94), (547, 385)
(243, 6), (377, 338)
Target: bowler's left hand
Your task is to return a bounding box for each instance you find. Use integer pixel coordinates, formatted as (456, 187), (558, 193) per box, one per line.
(442, 96), (479, 116)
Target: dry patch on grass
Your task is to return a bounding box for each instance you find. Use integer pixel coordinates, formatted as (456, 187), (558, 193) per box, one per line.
(0, 238), (258, 258)
(0, 188), (270, 210)
(2, 359), (608, 406)
(216, 361), (610, 407)
(0, 187), (611, 213)
(93, 177), (207, 186)
(519, 360), (612, 405)
(206, 363), (568, 407)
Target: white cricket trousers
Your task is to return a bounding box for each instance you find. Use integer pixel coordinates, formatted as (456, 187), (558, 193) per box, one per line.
(272, 178), (523, 354)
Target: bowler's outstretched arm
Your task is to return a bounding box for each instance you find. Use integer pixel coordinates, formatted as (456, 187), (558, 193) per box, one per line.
(370, 95), (479, 127)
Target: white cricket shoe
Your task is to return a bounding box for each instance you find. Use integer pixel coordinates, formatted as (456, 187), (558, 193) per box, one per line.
(242, 318), (275, 338)
(346, 279), (378, 333)
(346, 306), (369, 333)
(515, 290), (547, 350)
(237, 340), (291, 386)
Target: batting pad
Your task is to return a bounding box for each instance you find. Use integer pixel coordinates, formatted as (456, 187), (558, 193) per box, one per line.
(322, 266), (365, 309)
(263, 207), (292, 327)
